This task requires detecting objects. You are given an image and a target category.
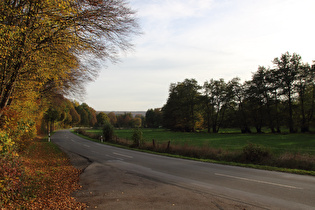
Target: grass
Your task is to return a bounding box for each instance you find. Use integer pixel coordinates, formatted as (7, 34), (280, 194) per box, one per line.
(77, 128), (315, 175)
(87, 128), (315, 155)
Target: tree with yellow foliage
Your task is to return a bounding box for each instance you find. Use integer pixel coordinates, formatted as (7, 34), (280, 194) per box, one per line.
(0, 0), (139, 118)
(0, 1), (138, 205)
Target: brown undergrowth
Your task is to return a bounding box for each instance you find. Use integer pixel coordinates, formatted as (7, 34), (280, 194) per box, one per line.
(0, 137), (86, 209)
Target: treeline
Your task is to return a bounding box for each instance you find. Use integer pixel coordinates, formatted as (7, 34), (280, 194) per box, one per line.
(43, 97), (145, 130)
(147, 52), (315, 133)
(0, 0), (137, 148)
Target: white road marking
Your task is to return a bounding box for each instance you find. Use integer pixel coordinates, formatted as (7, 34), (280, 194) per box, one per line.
(83, 144), (90, 148)
(215, 173), (303, 189)
(106, 155), (123, 161)
(113, 152), (133, 159)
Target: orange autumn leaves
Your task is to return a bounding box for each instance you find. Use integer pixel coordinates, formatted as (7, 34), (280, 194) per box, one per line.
(1, 138), (86, 209)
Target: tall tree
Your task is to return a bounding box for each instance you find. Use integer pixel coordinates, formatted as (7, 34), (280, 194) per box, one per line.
(203, 78), (229, 133)
(145, 109), (155, 128)
(162, 79), (201, 132)
(268, 68), (283, 133)
(273, 52), (301, 133)
(247, 66), (276, 133)
(247, 69), (266, 133)
(295, 62), (315, 132)
(145, 108), (162, 128)
(228, 78), (253, 133)
(0, 0), (139, 118)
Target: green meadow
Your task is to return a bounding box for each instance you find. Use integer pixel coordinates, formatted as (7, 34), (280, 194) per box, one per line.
(87, 128), (315, 155)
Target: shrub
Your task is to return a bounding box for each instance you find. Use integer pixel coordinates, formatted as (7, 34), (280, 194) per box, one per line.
(277, 153), (315, 171)
(242, 143), (271, 163)
(75, 128), (101, 140)
(103, 122), (114, 141)
(132, 128), (144, 147)
(75, 128), (87, 136)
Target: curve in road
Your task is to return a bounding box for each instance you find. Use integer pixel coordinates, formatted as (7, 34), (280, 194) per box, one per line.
(52, 130), (315, 209)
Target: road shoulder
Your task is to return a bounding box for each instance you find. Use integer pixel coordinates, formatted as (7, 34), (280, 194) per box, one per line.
(63, 152), (258, 209)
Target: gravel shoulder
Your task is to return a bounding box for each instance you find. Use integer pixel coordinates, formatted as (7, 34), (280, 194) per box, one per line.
(63, 150), (262, 210)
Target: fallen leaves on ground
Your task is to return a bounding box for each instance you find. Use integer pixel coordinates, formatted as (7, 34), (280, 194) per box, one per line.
(1, 137), (86, 209)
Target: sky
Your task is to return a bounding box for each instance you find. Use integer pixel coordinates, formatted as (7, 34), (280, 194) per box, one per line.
(84, 0), (315, 111)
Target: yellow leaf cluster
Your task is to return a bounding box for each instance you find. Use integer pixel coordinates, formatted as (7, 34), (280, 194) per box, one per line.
(0, 131), (15, 154)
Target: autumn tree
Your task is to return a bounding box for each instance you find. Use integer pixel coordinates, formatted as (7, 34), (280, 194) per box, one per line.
(43, 108), (60, 132)
(69, 104), (81, 126)
(75, 103), (97, 127)
(133, 116), (142, 128)
(0, 1), (139, 202)
(96, 112), (110, 127)
(0, 0), (139, 120)
(108, 112), (117, 126)
(1, 0), (77, 115)
(65, 100), (81, 127)
(42, 96), (81, 131)
(116, 112), (133, 128)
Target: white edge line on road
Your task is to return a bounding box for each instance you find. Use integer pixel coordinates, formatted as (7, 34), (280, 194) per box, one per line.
(113, 152), (133, 159)
(215, 173), (303, 190)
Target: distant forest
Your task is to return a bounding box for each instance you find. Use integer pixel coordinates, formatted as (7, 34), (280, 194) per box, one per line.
(46, 52), (315, 134)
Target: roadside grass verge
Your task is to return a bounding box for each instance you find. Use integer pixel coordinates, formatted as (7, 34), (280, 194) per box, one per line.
(75, 128), (315, 176)
(0, 136), (86, 209)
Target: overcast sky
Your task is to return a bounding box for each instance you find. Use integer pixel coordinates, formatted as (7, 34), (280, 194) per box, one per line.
(84, 0), (315, 111)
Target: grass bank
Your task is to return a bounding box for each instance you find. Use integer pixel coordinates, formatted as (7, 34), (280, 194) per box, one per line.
(77, 128), (315, 175)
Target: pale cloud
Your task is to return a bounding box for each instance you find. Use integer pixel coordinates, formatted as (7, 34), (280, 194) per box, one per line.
(134, 0), (214, 19)
(85, 0), (315, 111)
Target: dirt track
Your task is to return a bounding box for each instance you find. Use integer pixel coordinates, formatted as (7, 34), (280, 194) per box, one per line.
(66, 151), (261, 210)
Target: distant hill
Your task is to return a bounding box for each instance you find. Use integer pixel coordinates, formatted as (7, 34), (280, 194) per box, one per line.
(97, 111), (146, 117)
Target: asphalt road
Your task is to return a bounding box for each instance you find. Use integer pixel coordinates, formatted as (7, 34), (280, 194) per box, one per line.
(52, 130), (315, 209)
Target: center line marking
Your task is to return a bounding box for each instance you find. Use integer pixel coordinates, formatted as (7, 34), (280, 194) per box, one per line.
(113, 152), (133, 159)
(215, 173), (302, 189)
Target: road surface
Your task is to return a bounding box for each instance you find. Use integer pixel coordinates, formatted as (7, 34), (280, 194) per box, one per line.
(52, 130), (315, 209)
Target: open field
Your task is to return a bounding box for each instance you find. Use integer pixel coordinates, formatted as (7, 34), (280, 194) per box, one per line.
(87, 128), (315, 155)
